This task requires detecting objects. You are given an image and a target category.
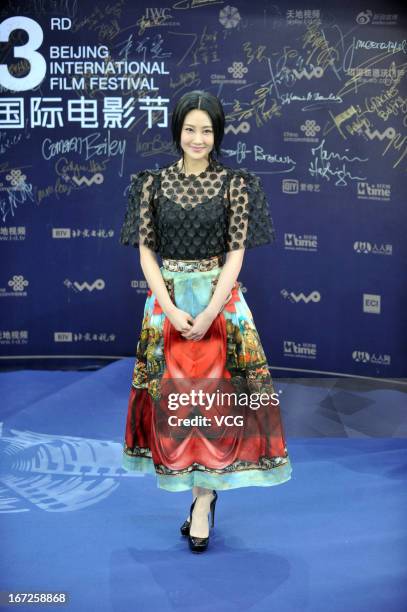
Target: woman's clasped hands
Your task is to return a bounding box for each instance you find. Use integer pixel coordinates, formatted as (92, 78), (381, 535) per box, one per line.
(166, 306), (216, 341)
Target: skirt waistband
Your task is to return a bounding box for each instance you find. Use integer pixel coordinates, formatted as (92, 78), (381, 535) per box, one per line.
(162, 255), (224, 273)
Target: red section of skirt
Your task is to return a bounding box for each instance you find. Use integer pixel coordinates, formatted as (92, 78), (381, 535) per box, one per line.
(124, 312), (287, 473)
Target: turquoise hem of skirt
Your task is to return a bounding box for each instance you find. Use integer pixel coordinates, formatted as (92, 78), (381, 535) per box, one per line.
(122, 453), (293, 492)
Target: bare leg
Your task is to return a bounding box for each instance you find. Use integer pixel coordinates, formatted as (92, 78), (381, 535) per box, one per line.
(186, 486), (203, 519)
(186, 486), (209, 519)
(189, 487), (215, 539)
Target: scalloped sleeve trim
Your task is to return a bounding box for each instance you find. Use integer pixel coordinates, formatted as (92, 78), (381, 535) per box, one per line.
(119, 169), (159, 252)
(226, 168), (276, 252)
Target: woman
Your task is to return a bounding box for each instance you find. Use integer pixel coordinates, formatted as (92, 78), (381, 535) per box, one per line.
(119, 90), (293, 553)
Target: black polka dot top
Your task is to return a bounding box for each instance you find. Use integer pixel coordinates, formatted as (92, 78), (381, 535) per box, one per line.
(119, 159), (276, 259)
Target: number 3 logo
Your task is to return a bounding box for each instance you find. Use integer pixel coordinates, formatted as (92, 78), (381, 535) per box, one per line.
(0, 16), (46, 91)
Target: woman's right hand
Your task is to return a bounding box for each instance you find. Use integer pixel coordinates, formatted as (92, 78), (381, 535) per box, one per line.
(166, 306), (195, 335)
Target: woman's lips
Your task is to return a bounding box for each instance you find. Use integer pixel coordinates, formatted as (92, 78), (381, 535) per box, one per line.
(191, 146), (205, 151)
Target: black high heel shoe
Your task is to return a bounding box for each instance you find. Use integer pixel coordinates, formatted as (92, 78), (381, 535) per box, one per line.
(180, 497), (196, 536)
(188, 490), (218, 553)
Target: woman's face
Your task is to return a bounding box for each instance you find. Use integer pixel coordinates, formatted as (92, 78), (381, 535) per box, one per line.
(180, 109), (214, 163)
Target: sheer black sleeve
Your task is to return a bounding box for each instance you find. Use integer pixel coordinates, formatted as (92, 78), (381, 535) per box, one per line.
(226, 169), (276, 252)
(119, 170), (159, 252)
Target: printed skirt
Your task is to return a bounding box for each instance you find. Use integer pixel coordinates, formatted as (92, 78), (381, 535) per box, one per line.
(122, 254), (293, 492)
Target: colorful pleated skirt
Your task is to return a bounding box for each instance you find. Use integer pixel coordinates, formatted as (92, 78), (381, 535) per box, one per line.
(122, 254), (293, 492)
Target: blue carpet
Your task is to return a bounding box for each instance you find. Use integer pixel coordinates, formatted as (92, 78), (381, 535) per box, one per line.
(0, 359), (406, 611)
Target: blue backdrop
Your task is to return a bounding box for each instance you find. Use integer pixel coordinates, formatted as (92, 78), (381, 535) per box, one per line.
(1, 0), (406, 377)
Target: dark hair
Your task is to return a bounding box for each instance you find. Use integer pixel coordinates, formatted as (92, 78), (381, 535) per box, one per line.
(171, 90), (225, 169)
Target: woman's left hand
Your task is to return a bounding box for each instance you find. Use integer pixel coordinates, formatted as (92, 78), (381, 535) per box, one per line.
(180, 308), (217, 341)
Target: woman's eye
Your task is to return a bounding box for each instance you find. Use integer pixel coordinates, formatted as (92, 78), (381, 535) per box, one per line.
(185, 128), (212, 133)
